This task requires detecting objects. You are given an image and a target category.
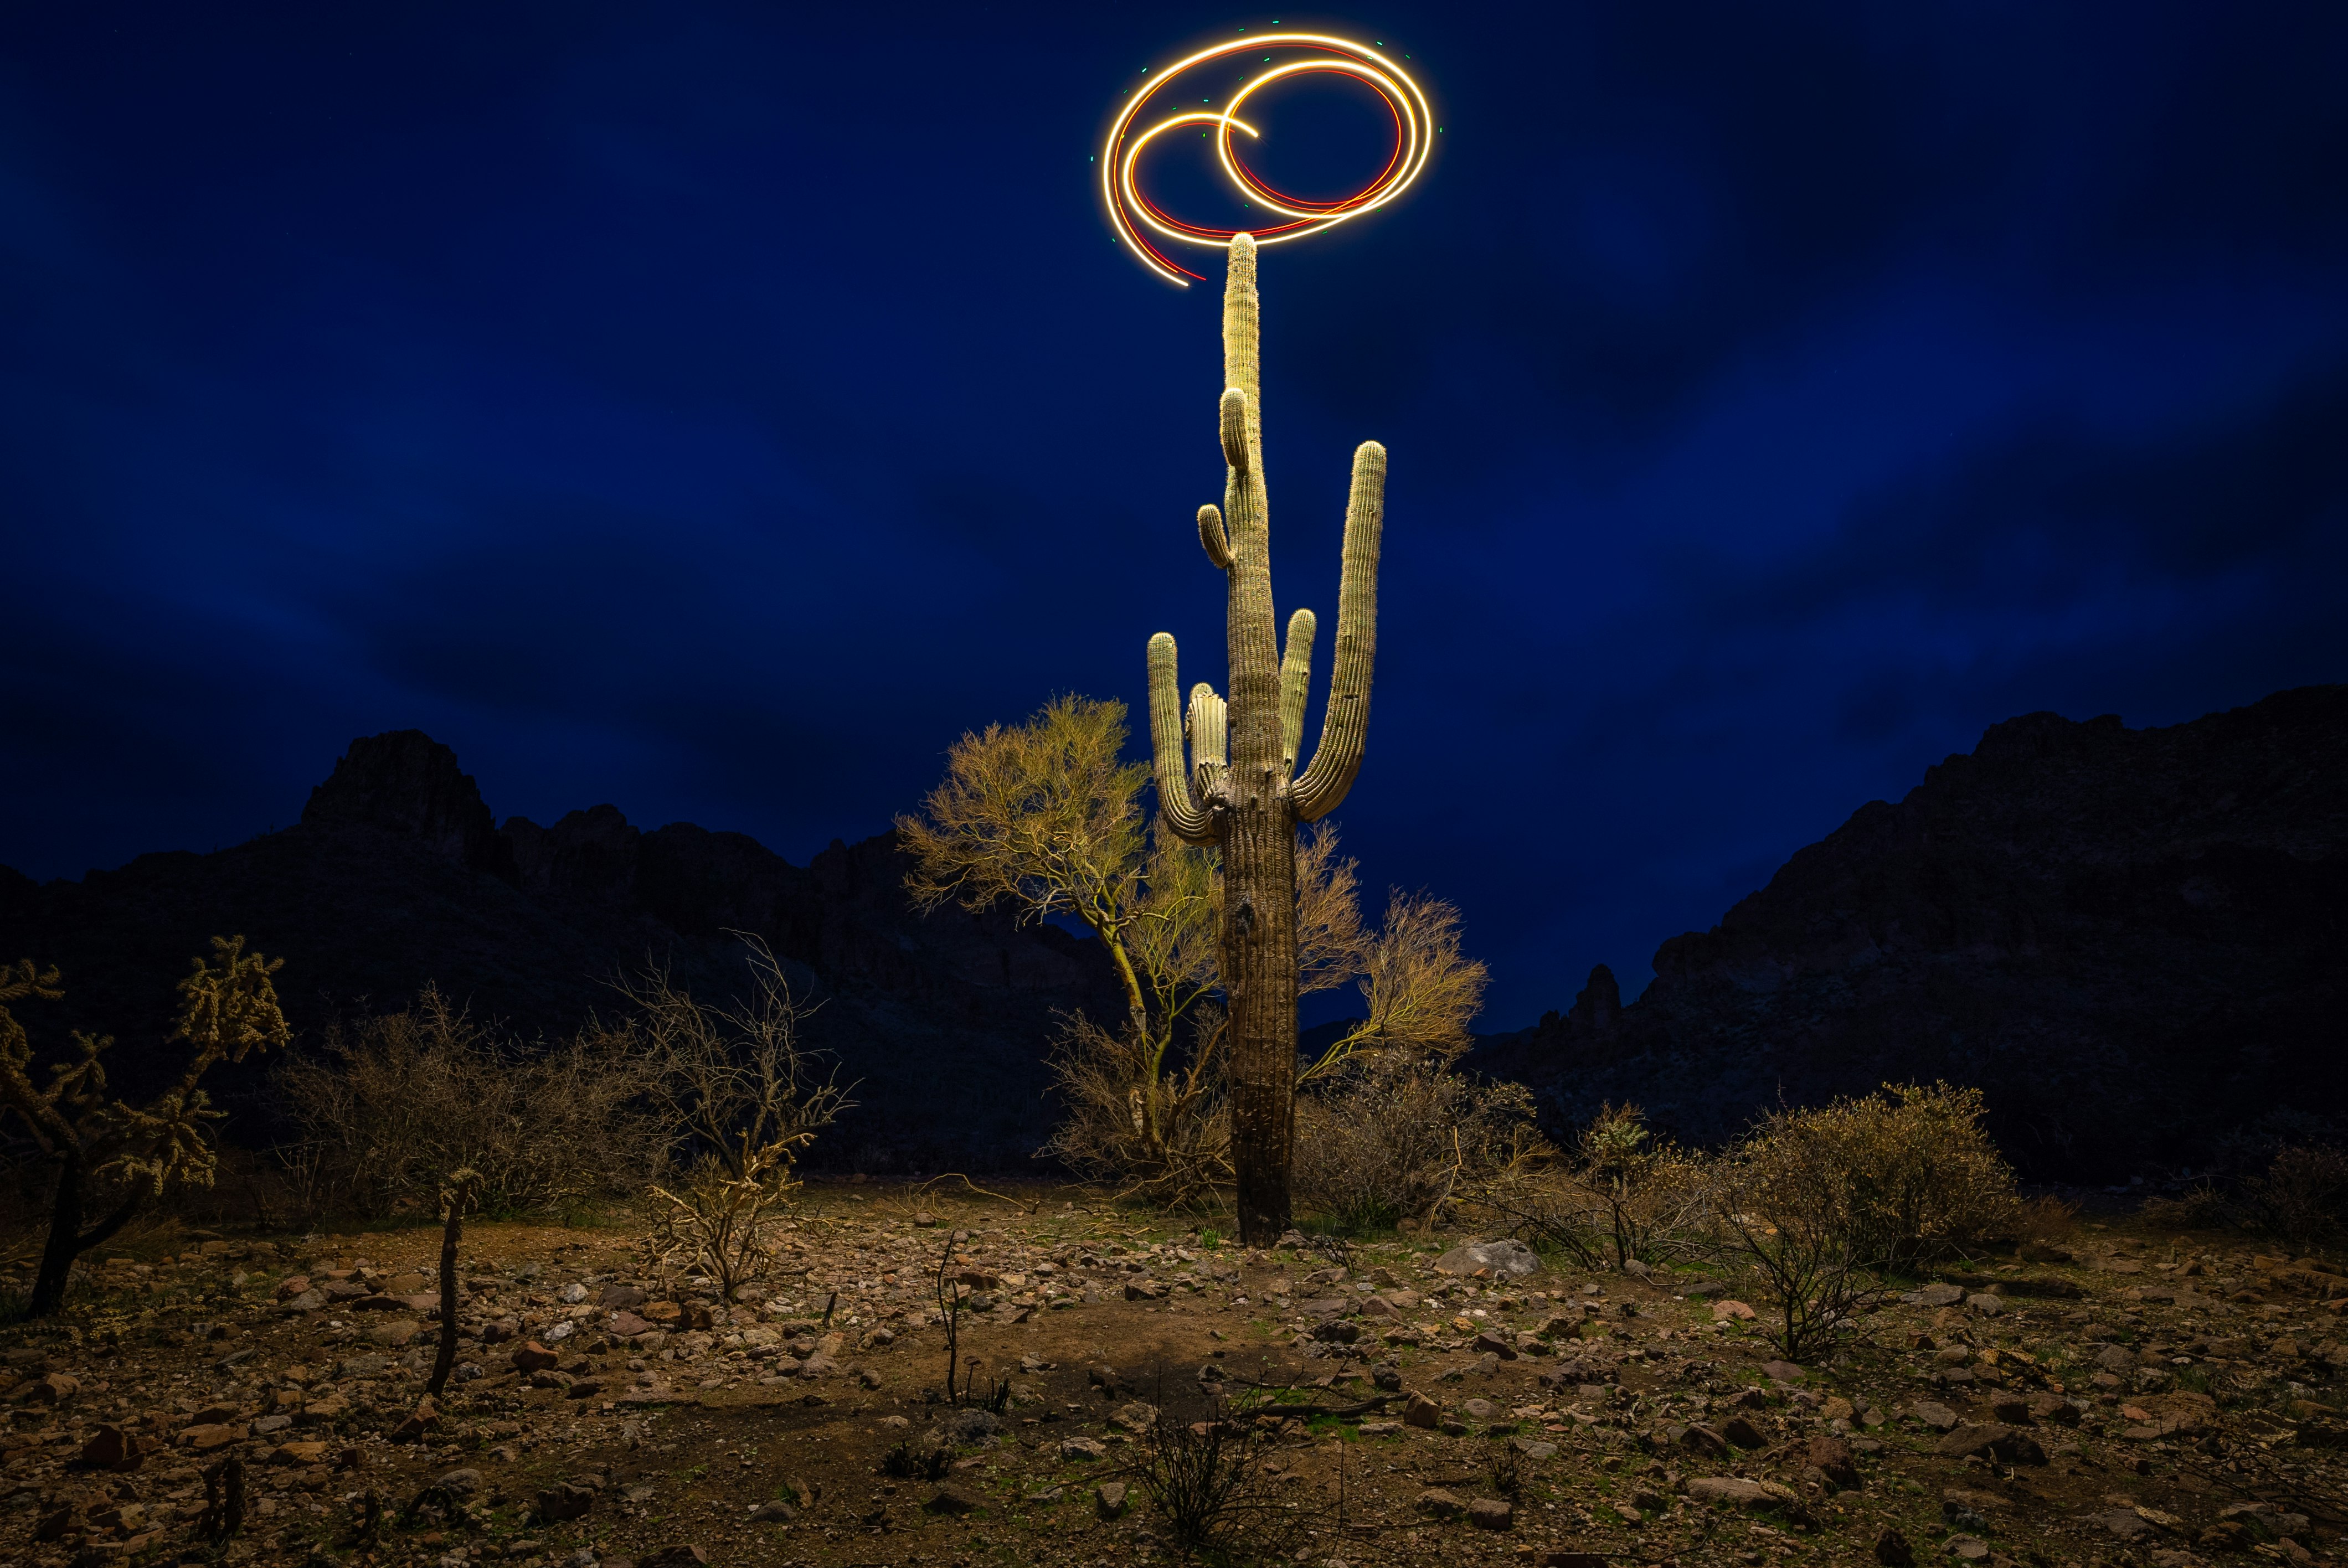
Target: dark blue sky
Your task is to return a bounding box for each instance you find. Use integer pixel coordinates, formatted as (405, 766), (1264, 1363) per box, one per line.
(4, 3), (2344, 1030)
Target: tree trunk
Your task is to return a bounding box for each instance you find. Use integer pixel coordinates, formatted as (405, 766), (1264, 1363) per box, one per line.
(29, 1153), (84, 1318)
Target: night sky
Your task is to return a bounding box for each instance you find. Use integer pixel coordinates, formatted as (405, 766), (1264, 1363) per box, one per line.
(4, 4), (2344, 1031)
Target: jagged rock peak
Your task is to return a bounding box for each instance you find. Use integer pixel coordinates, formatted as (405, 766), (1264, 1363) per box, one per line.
(301, 730), (509, 875)
(1569, 963), (1622, 1035)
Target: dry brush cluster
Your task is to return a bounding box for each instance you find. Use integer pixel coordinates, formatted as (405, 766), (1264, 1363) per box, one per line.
(1458, 1084), (2034, 1361)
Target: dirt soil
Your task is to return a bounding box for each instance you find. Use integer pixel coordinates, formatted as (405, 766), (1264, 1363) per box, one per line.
(4, 1184), (2345, 1567)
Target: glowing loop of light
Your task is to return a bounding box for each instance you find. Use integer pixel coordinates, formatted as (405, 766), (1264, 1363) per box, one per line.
(1103, 33), (1432, 286)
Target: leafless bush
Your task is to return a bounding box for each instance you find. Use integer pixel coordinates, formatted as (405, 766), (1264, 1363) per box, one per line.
(632, 938), (852, 1300)
(2136, 1183), (2233, 1232)
(1292, 1054), (1542, 1235)
(2241, 1143), (2348, 1252)
(274, 986), (658, 1220)
(1464, 1103), (1711, 1269)
(1130, 1390), (1315, 1557)
(1707, 1125), (1883, 1363)
(1042, 1008), (1229, 1210)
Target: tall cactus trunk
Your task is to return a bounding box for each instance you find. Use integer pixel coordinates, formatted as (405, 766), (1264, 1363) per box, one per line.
(1222, 794), (1300, 1240)
(1145, 234), (1387, 1247)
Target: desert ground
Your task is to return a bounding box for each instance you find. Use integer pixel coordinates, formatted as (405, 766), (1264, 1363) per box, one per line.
(4, 1183), (2341, 1568)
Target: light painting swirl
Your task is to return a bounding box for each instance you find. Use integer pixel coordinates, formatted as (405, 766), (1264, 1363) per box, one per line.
(1103, 33), (1432, 286)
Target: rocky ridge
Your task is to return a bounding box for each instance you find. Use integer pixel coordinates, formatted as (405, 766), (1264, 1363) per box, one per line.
(1474, 685), (2348, 1178)
(0, 731), (1123, 1171)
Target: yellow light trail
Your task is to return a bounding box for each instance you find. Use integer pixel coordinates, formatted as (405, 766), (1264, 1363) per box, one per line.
(1101, 33), (1433, 286)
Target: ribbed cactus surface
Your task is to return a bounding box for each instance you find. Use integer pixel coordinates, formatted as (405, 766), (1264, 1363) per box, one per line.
(1146, 234), (1387, 1244)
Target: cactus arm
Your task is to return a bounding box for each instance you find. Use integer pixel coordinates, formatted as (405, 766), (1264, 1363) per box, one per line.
(1219, 389), (1249, 473)
(1278, 608), (1315, 772)
(1290, 440), (1386, 822)
(1197, 504), (1233, 572)
(1186, 682), (1229, 802)
(1146, 633), (1219, 844)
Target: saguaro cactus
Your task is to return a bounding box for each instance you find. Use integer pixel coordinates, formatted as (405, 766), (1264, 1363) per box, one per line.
(1146, 234), (1386, 1245)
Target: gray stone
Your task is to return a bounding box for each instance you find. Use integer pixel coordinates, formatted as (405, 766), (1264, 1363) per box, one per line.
(1686, 1476), (1796, 1508)
(931, 1407), (1003, 1446)
(1908, 1401), (1960, 1432)
(1433, 1240), (1540, 1278)
(434, 1468), (483, 1499)
(1902, 1283), (1965, 1308)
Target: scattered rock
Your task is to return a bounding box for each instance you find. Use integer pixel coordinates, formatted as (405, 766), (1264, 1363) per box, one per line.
(1094, 1481), (1129, 1521)
(1686, 1476), (1797, 1509)
(534, 1481), (598, 1524)
(1417, 1487), (1469, 1519)
(79, 1422), (146, 1471)
(1802, 1434), (1861, 1489)
(1909, 1400), (1961, 1431)
(637, 1548), (709, 1568)
(1467, 1497), (1515, 1531)
(1679, 1423), (1729, 1457)
(1904, 1283), (1966, 1308)
(924, 1485), (982, 1515)
(1433, 1240), (1539, 1278)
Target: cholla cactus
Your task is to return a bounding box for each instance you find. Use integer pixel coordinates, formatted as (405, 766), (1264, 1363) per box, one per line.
(1146, 233), (1386, 1244)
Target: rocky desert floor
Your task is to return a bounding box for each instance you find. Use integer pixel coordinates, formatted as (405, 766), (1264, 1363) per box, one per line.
(3, 1183), (2344, 1568)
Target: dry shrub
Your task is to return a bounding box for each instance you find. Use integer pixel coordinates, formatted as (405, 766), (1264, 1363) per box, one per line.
(1042, 1008), (1228, 1210)
(1131, 1388), (1319, 1557)
(632, 940), (851, 1299)
(2241, 1143), (2348, 1252)
(274, 986), (658, 1220)
(2017, 1192), (2080, 1244)
(1291, 1054), (1540, 1235)
(1754, 1082), (2021, 1273)
(1465, 1103), (1711, 1269)
(1708, 1123), (1883, 1363)
(2136, 1183), (2233, 1233)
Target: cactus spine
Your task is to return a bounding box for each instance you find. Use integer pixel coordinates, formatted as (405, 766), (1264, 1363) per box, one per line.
(1146, 234), (1386, 1244)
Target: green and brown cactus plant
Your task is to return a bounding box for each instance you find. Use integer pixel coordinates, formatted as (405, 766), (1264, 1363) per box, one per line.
(1147, 233), (1386, 1245)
